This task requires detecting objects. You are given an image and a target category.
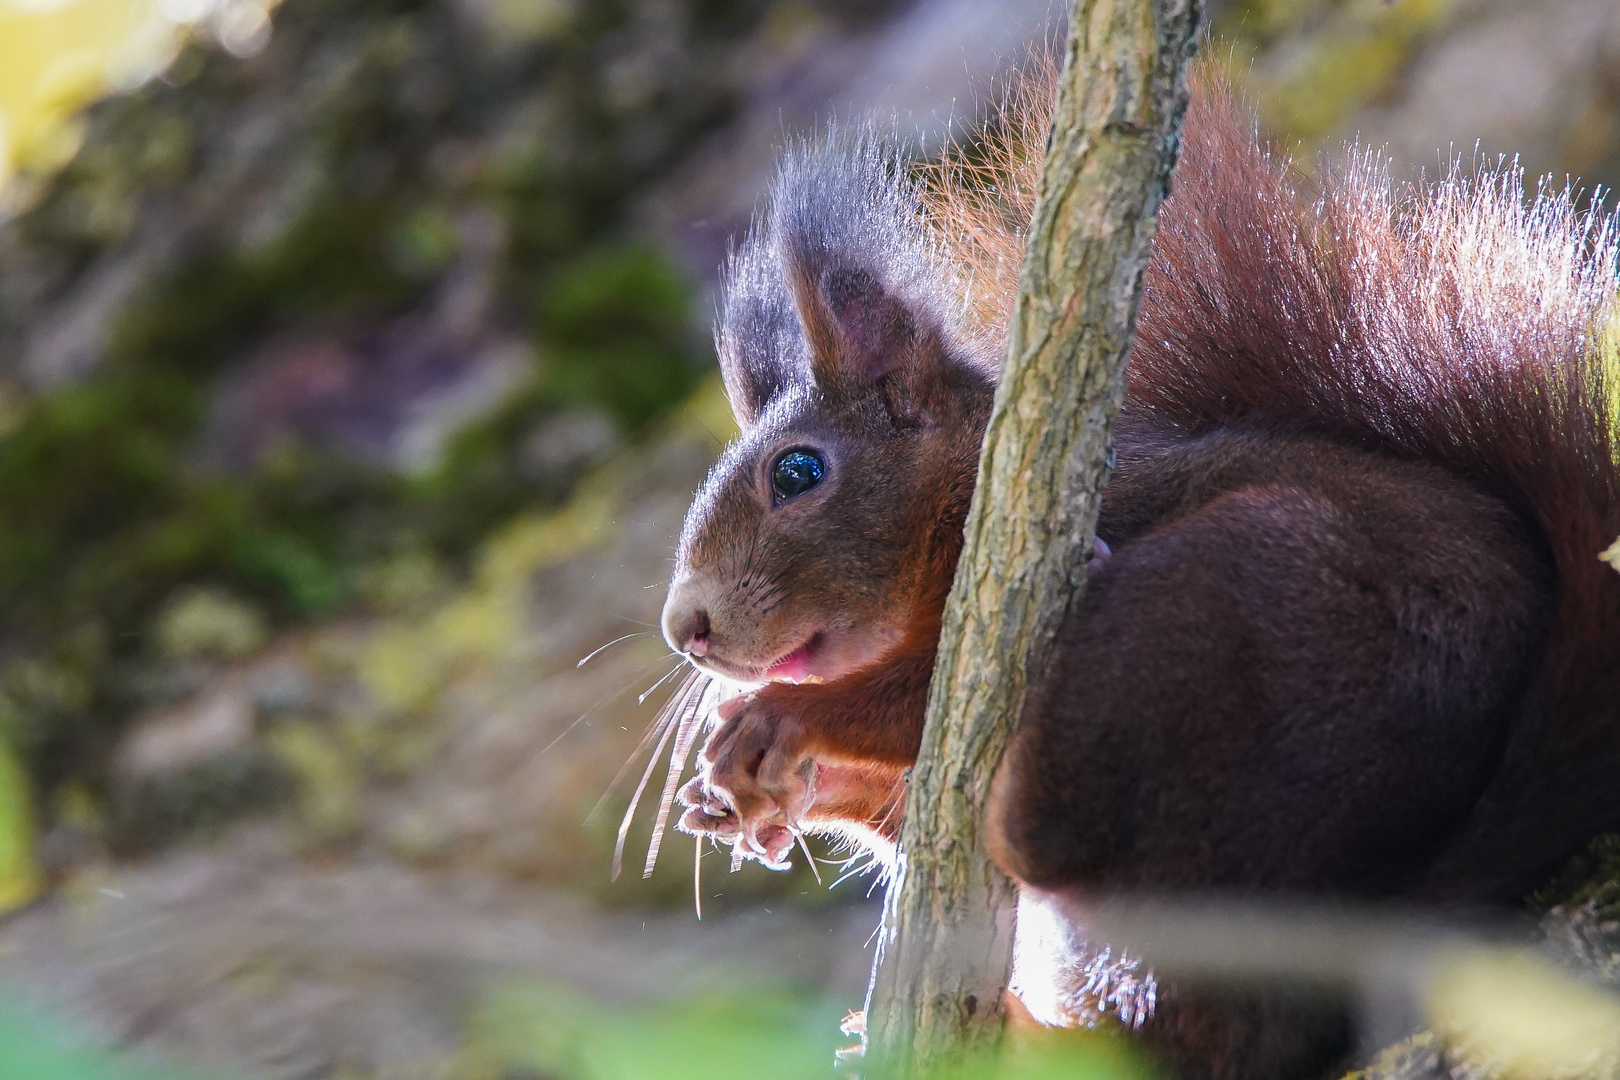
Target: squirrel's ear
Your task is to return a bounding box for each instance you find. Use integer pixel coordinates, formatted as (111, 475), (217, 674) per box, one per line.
(788, 256), (929, 392)
(720, 128), (965, 424)
(714, 249), (805, 429)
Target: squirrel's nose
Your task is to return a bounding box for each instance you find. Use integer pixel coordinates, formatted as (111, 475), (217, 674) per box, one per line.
(662, 585), (712, 658)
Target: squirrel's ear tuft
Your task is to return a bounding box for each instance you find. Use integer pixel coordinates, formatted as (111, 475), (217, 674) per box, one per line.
(772, 128), (968, 394)
(715, 239), (803, 428)
(714, 125), (972, 427)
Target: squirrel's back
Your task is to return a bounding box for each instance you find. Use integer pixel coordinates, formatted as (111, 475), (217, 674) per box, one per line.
(932, 59), (1620, 897)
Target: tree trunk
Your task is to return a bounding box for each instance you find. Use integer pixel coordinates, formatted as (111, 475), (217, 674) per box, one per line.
(864, 0), (1201, 1072)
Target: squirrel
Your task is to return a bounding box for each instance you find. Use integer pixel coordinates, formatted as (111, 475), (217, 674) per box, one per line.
(657, 57), (1620, 1080)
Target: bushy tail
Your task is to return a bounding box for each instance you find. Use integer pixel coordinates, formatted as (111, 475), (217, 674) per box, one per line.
(929, 59), (1620, 897)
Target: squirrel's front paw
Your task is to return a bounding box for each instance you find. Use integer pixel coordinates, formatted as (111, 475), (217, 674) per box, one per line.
(675, 691), (817, 870)
(675, 774), (739, 839)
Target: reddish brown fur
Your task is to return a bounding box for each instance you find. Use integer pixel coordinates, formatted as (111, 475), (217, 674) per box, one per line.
(1123, 69), (1620, 901)
(940, 57), (1619, 900)
(664, 56), (1620, 1080)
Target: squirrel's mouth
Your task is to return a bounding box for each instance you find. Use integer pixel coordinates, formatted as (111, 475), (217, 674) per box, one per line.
(691, 622), (899, 686)
(686, 631), (825, 686)
(762, 633), (824, 683)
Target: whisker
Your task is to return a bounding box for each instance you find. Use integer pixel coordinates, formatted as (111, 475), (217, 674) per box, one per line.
(618, 517), (678, 537)
(872, 782), (907, 838)
(555, 651), (683, 769)
(638, 662), (688, 705)
(694, 834), (704, 920)
(585, 656), (691, 824)
(614, 615), (662, 630)
(796, 833), (823, 885)
(696, 420), (728, 449)
(830, 856), (875, 892)
(577, 631), (651, 668)
(643, 671), (711, 876)
(611, 708), (679, 881)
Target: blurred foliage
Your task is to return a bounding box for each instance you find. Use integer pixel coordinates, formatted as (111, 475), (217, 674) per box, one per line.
(0, 738), (41, 912)
(463, 981), (852, 1080)
(0, 997), (195, 1080)
(1214, 0), (1454, 147)
(463, 980), (1150, 1080)
(0, 0), (176, 185)
(0, 0), (772, 828)
(0, 984), (1148, 1080)
(1531, 833), (1620, 923)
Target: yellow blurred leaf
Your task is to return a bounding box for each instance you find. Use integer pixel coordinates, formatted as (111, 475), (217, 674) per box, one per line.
(1428, 948), (1620, 1079)
(0, 0), (180, 184)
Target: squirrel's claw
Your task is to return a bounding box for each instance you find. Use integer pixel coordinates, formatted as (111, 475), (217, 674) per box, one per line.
(676, 772), (798, 870)
(676, 775), (738, 838)
(741, 821), (796, 870)
(676, 688), (818, 872)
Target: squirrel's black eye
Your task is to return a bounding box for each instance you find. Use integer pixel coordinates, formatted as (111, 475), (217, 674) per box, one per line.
(771, 449), (825, 501)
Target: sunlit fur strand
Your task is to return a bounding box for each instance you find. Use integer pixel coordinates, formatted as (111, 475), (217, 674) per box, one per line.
(930, 57), (1620, 899)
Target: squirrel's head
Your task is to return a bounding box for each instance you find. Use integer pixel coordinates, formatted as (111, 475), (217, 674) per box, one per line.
(661, 130), (998, 687)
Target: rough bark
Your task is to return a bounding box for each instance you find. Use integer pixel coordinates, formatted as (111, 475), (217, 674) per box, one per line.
(864, 0), (1201, 1072)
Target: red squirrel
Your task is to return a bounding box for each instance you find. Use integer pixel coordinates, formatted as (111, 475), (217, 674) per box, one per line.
(657, 60), (1620, 1078)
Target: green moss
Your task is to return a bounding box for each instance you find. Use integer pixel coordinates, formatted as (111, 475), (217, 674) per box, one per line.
(267, 720), (364, 842)
(358, 625), (454, 715)
(412, 244), (704, 554)
(537, 245), (703, 430)
(1529, 833), (1620, 922)
(356, 548), (448, 613)
(1216, 0), (1457, 147)
(356, 470), (622, 715)
(154, 589), (268, 661)
(1262, 35), (1410, 144)
(108, 195), (426, 379)
(1225, 0), (1321, 40)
